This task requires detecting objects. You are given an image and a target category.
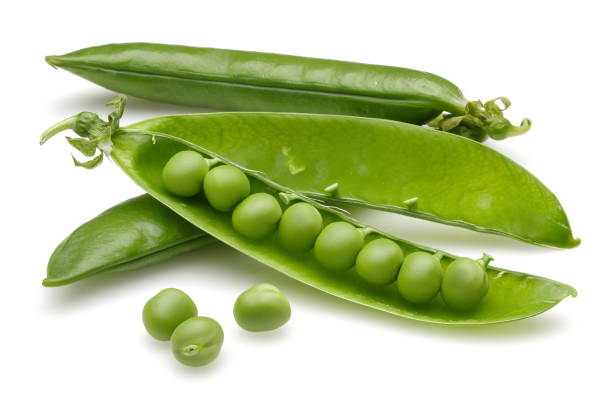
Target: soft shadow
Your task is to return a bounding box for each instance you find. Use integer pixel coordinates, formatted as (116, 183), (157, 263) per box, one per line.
(44, 243), (570, 342)
(47, 88), (217, 118)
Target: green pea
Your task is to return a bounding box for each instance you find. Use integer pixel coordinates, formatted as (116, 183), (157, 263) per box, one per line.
(232, 193), (282, 239)
(233, 283), (291, 332)
(314, 222), (364, 272)
(161, 151), (209, 197)
(171, 316), (224, 367)
(203, 165), (250, 211)
(278, 202), (323, 252)
(355, 238), (403, 285)
(441, 256), (490, 310)
(397, 252), (442, 303)
(142, 288), (198, 341)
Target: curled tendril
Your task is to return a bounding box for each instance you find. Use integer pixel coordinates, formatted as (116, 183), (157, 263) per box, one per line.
(428, 97), (531, 141)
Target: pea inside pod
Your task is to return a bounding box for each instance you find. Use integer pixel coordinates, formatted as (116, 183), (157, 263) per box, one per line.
(232, 193), (282, 239)
(314, 222), (365, 272)
(204, 164), (251, 211)
(162, 150), (209, 197)
(355, 238), (403, 285)
(278, 202), (323, 252)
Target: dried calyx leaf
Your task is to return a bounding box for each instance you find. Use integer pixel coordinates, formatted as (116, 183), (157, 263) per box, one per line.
(428, 97), (531, 141)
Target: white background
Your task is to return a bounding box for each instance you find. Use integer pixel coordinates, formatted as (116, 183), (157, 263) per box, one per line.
(2, 1), (610, 406)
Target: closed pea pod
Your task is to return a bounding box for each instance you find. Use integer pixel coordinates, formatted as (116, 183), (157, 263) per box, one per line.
(397, 252), (443, 304)
(355, 238), (403, 285)
(233, 283), (291, 332)
(46, 43), (531, 141)
(278, 202), (323, 252)
(43, 194), (216, 287)
(203, 164), (250, 211)
(40, 97), (577, 325)
(232, 193), (282, 239)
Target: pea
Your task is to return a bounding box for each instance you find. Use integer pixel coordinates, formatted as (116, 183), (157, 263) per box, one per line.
(314, 222), (364, 272)
(142, 288), (198, 341)
(161, 150), (209, 197)
(171, 316), (224, 367)
(232, 193), (282, 238)
(278, 202), (323, 252)
(203, 165), (250, 211)
(355, 238), (403, 285)
(233, 283), (291, 332)
(397, 252), (442, 303)
(441, 257), (490, 310)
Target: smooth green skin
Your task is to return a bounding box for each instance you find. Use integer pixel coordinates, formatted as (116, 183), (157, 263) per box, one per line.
(397, 252), (442, 304)
(171, 316), (224, 367)
(314, 222), (364, 272)
(204, 165), (250, 211)
(42, 104), (577, 324)
(232, 193), (282, 239)
(46, 43), (467, 126)
(278, 202), (323, 252)
(127, 113), (579, 248)
(441, 258), (490, 311)
(233, 283), (291, 332)
(355, 239), (403, 285)
(161, 150), (209, 197)
(106, 130), (577, 324)
(44, 195), (216, 287)
(142, 288), (198, 341)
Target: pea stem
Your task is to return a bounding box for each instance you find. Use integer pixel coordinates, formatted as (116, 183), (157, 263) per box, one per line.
(478, 253), (495, 268)
(40, 115), (78, 145)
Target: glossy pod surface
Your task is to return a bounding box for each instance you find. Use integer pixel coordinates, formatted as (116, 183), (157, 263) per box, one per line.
(46, 43), (530, 141)
(45, 43), (460, 124)
(128, 112), (579, 248)
(109, 131), (575, 324)
(44, 195), (216, 286)
(40, 101), (576, 324)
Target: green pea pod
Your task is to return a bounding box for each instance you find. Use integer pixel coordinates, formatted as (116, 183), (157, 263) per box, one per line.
(124, 113), (578, 249)
(45, 43), (530, 141)
(40, 97), (576, 325)
(44, 194), (215, 287)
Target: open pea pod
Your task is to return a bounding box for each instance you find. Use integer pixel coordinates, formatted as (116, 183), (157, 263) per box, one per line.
(40, 97), (576, 325)
(44, 195), (215, 287)
(124, 109), (579, 249)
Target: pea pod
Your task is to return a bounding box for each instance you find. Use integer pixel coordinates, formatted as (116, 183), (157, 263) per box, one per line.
(40, 98), (576, 325)
(123, 111), (578, 249)
(46, 42), (530, 141)
(44, 194), (215, 287)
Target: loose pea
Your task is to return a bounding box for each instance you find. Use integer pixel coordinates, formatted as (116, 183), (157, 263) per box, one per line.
(232, 193), (282, 238)
(397, 252), (442, 303)
(233, 283), (291, 332)
(203, 165), (250, 211)
(278, 202), (323, 252)
(355, 238), (403, 285)
(142, 288), (198, 341)
(441, 256), (490, 310)
(171, 316), (224, 367)
(314, 222), (364, 272)
(161, 151), (209, 197)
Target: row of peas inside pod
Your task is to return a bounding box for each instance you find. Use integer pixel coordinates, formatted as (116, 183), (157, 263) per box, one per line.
(162, 151), (492, 311)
